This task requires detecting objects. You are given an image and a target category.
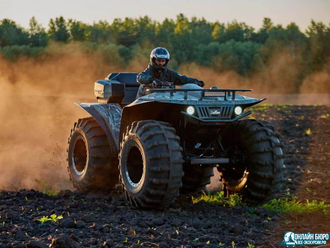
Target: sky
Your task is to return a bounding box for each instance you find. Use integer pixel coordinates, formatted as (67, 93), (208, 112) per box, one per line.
(1, 0), (330, 32)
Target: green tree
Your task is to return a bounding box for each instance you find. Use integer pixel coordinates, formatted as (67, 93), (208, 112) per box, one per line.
(0, 19), (29, 46)
(155, 18), (175, 49)
(221, 20), (254, 43)
(135, 16), (156, 46)
(48, 16), (70, 42)
(190, 17), (213, 45)
(28, 17), (48, 47)
(88, 21), (113, 44)
(199, 41), (261, 75)
(212, 22), (226, 42)
(285, 23), (307, 56)
(307, 20), (330, 70)
(253, 17), (273, 43)
(68, 20), (88, 41)
(111, 18), (138, 47)
(172, 14), (196, 64)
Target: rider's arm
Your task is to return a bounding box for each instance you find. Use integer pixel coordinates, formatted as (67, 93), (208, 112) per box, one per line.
(137, 68), (154, 85)
(169, 69), (199, 85)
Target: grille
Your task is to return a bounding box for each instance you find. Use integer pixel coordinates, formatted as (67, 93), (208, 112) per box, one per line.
(198, 107), (209, 118)
(197, 106), (232, 119)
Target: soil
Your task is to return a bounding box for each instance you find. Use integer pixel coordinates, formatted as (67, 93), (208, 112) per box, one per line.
(0, 105), (329, 248)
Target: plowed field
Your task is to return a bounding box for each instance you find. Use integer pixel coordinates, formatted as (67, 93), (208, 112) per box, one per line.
(0, 105), (329, 248)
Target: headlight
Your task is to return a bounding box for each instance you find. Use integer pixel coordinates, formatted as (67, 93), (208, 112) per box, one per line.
(234, 106), (243, 116)
(186, 106), (195, 115)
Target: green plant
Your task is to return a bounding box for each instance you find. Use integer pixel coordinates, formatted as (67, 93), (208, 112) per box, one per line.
(192, 191), (243, 207)
(37, 214), (63, 224)
(246, 243), (255, 248)
(263, 198), (330, 215)
(283, 220), (291, 225)
(246, 208), (256, 216)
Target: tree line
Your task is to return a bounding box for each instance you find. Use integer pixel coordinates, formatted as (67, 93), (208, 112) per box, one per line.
(0, 15), (329, 78)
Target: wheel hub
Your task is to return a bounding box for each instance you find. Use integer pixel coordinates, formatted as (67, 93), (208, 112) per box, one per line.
(126, 146), (145, 189)
(72, 138), (87, 176)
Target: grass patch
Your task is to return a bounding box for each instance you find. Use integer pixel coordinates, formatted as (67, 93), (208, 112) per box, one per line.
(192, 191), (243, 207)
(192, 191), (329, 216)
(263, 198), (330, 215)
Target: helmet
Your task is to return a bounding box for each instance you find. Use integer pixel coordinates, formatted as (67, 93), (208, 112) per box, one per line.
(150, 47), (170, 70)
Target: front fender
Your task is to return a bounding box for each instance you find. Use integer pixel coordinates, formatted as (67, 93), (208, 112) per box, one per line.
(75, 103), (122, 156)
(119, 101), (174, 143)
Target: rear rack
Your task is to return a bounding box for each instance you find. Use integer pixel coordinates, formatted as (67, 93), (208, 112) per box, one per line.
(146, 88), (252, 100)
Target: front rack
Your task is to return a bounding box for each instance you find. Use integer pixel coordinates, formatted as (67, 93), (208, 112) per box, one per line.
(146, 88), (252, 100)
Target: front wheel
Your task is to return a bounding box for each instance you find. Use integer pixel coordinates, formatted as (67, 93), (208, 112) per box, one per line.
(119, 120), (184, 209)
(219, 119), (284, 203)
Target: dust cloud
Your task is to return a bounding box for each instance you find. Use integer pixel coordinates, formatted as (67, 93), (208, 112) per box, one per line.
(0, 44), (329, 191)
(0, 44), (122, 191)
(180, 50), (330, 96)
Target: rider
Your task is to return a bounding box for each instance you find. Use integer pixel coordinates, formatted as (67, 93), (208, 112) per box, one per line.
(136, 47), (204, 97)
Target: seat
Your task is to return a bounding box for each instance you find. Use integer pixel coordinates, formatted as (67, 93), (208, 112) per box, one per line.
(106, 73), (139, 105)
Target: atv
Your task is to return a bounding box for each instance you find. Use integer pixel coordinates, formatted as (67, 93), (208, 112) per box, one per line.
(67, 72), (283, 208)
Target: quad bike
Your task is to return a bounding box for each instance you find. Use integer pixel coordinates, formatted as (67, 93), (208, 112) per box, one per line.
(67, 72), (283, 208)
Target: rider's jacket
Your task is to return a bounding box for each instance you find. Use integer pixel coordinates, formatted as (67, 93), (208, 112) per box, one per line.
(136, 64), (199, 97)
(137, 64), (199, 85)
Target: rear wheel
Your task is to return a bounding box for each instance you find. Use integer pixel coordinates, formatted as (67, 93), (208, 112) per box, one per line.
(119, 120), (184, 209)
(67, 117), (119, 192)
(219, 119), (284, 203)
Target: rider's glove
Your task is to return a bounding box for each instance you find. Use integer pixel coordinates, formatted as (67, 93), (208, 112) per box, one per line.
(196, 80), (205, 87)
(151, 78), (163, 88)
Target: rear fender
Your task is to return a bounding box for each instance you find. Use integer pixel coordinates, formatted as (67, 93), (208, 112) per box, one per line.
(75, 103), (122, 155)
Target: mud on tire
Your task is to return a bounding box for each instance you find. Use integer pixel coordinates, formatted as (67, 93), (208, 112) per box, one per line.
(119, 120), (184, 209)
(180, 165), (214, 194)
(67, 117), (119, 192)
(220, 119), (284, 203)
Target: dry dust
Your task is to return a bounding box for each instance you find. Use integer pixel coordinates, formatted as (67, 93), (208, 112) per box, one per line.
(0, 43), (329, 191)
(0, 44), (112, 191)
(0, 44), (150, 191)
(180, 48), (330, 95)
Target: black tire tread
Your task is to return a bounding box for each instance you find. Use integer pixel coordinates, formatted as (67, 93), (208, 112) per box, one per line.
(221, 119), (283, 203)
(119, 120), (184, 209)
